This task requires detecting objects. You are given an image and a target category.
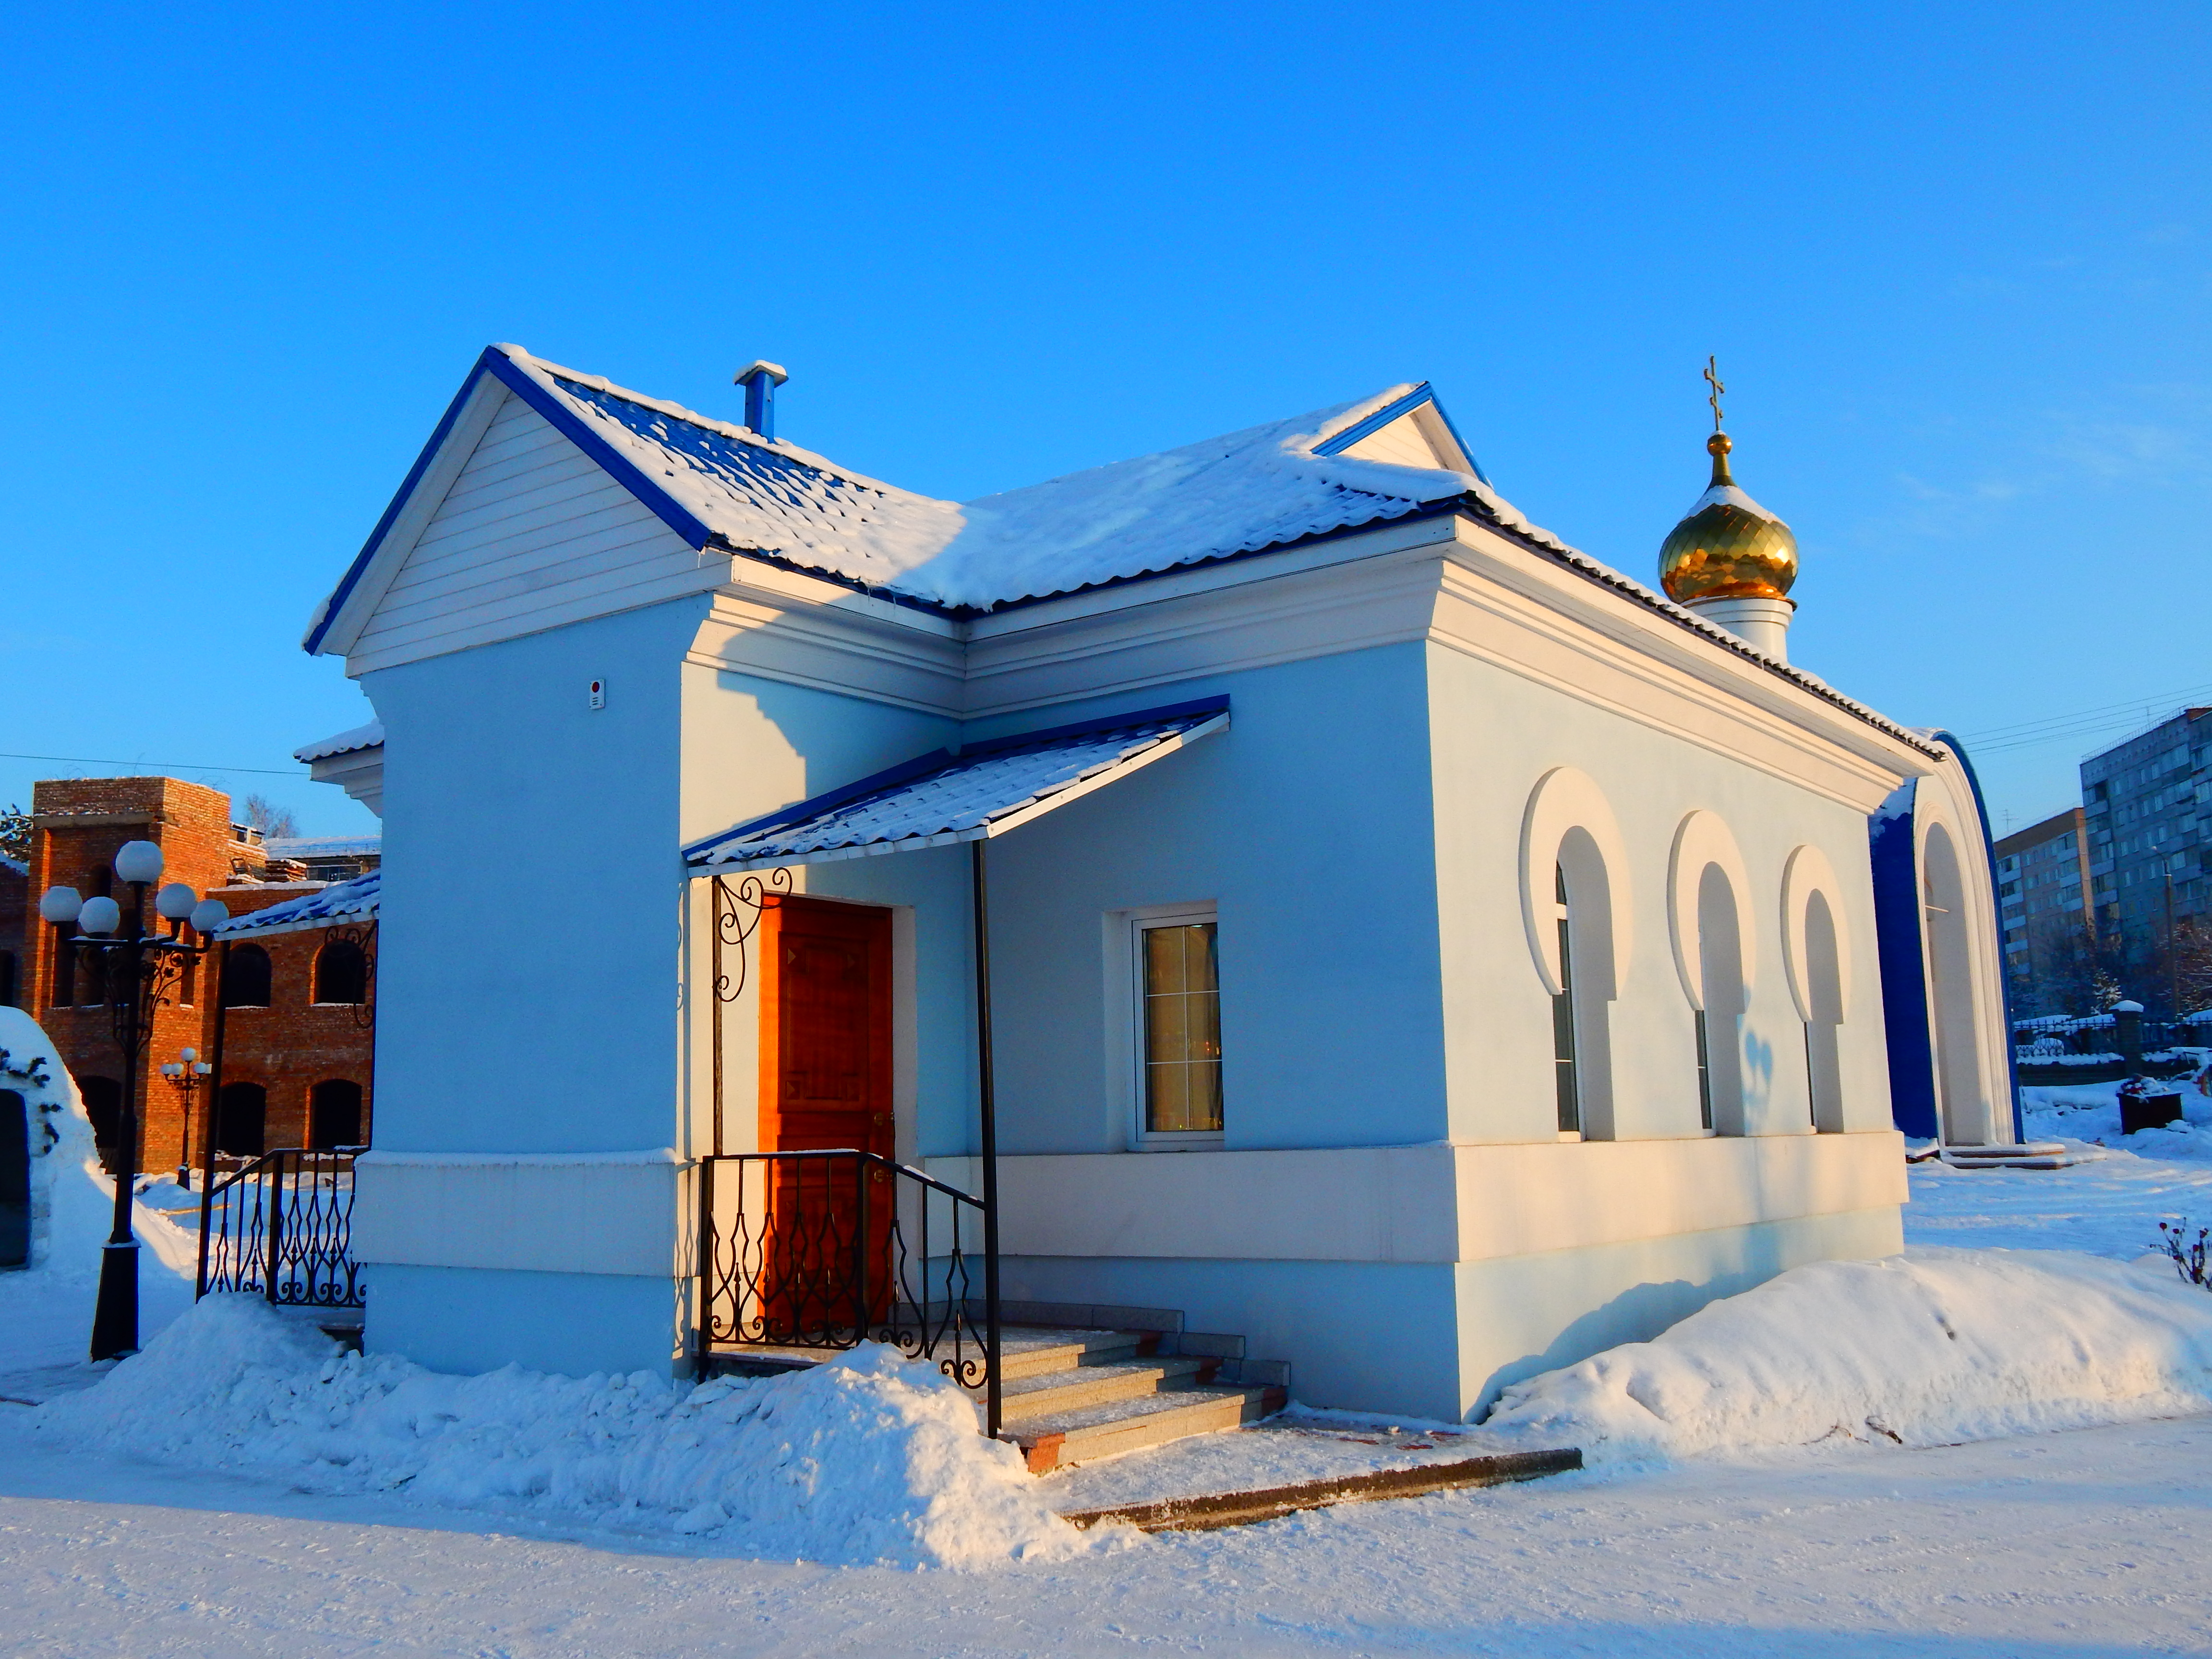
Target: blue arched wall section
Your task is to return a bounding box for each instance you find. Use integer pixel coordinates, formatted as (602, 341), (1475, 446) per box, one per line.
(1865, 737), (2026, 1145)
(1870, 780), (1939, 1141)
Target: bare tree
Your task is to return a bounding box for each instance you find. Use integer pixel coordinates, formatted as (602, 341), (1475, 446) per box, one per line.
(0, 803), (27, 865)
(241, 793), (300, 840)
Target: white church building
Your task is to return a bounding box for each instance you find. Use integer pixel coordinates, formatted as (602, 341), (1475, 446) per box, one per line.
(297, 345), (2013, 1428)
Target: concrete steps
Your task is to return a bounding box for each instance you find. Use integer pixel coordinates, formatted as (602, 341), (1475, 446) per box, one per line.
(984, 1314), (1290, 1473)
(700, 1305), (1291, 1473)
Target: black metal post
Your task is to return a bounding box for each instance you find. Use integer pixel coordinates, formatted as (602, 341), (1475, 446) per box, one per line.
(88, 883), (152, 1363)
(855, 1153), (871, 1343)
(969, 837), (1002, 1439)
(265, 1160), (286, 1305)
(695, 1154), (716, 1381)
(195, 939), (229, 1299)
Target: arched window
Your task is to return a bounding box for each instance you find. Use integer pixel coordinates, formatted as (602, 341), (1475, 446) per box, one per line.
(1696, 864), (1749, 1134)
(310, 1079), (364, 1149)
(77, 1075), (124, 1171)
(1802, 891), (1845, 1131)
(79, 944), (109, 1008)
(1670, 810), (1755, 1136)
(220, 945), (272, 1009)
(1551, 864), (1581, 1134)
(1782, 845), (1852, 1134)
(313, 938), (368, 1005)
(1522, 771), (1629, 1141)
(216, 1082), (266, 1157)
(48, 934), (74, 1008)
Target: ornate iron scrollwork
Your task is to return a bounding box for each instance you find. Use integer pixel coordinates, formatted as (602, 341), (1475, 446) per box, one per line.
(198, 1147), (364, 1310)
(708, 867), (792, 1155)
(712, 867), (793, 1006)
(318, 921), (378, 1030)
(697, 1149), (995, 1406)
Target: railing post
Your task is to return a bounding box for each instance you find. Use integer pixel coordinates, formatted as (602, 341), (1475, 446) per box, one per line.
(264, 1157), (285, 1305)
(969, 839), (1003, 1440)
(695, 1154), (716, 1382)
(854, 1153), (872, 1345)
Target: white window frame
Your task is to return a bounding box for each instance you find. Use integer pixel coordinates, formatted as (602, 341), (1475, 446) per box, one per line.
(1109, 901), (1225, 1150)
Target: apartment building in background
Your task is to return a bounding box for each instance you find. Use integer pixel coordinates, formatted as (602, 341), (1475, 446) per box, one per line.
(2079, 707), (2212, 1012)
(1993, 806), (2096, 1012)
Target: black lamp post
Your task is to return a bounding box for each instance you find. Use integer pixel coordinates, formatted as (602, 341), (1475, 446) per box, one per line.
(38, 842), (228, 1362)
(158, 1047), (213, 1190)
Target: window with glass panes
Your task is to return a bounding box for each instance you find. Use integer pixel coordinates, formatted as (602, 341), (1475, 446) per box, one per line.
(1551, 864), (1581, 1134)
(1140, 920), (1223, 1135)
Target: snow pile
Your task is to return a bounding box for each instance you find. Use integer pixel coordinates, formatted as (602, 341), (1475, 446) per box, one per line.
(1482, 1248), (2212, 1465)
(36, 1296), (1088, 1569)
(0, 1005), (192, 1279)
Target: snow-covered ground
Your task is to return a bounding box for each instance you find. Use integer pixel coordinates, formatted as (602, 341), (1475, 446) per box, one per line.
(6, 1069), (2212, 1651)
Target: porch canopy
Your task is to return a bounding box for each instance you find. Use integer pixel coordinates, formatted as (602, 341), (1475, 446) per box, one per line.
(683, 697), (1228, 873)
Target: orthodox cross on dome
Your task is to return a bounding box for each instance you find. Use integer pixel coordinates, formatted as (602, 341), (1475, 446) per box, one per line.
(1704, 355), (1726, 433)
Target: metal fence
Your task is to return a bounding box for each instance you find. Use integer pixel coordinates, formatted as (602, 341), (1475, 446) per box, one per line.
(696, 1149), (1001, 1433)
(196, 1147), (364, 1312)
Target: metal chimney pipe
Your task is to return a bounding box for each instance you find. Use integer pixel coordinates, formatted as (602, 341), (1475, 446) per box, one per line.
(733, 361), (789, 441)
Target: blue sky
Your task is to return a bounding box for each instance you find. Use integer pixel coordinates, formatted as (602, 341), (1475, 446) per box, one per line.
(1, 3), (2206, 838)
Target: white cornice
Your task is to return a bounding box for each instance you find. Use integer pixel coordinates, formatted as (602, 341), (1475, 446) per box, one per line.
(678, 512), (1934, 808)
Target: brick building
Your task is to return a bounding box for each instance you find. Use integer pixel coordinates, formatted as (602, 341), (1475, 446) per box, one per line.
(5, 777), (377, 1176)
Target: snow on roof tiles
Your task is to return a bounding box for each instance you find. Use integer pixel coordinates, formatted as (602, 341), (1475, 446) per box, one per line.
(262, 836), (381, 859)
(295, 720), (385, 762)
(209, 871), (379, 938)
(685, 703), (1228, 870)
(311, 347), (1942, 758)
(502, 348), (1481, 612)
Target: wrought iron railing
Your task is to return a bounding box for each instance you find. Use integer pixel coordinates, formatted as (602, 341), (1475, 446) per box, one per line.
(697, 1149), (1001, 1434)
(196, 1147), (365, 1312)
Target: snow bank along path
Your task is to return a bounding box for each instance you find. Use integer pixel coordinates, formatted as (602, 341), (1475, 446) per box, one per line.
(1482, 1246), (2212, 1464)
(33, 1296), (1093, 1569)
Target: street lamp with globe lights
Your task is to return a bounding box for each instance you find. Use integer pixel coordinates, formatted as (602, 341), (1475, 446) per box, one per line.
(39, 842), (228, 1361)
(158, 1047), (214, 1190)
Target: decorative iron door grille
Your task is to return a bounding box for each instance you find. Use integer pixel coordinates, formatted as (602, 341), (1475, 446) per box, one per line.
(197, 1147), (364, 1311)
(697, 1149), (1000, 1431)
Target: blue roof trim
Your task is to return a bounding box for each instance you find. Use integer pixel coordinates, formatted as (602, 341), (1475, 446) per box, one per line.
(302, 348), (721, 658)
(303, 349), (503, 656)
(1423, 390), (1492, 488)
(479, 353), (715, 552)
(1310, 384), (1491, 487)
(1312, 384), (1435, 457)
(960, 694), (1229, 758)
(685, 745), (959, 861)
(682, 695), (1231, 866)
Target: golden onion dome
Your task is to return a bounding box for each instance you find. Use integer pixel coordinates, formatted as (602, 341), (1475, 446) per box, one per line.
(1659, 433), (1798, 604)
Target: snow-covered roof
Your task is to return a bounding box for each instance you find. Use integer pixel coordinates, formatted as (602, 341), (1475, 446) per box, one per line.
(307, 346), (1942, 757)
(295, 720), (385, 762)
(208, 871), (379, 939)
(0, 854), (25, 878)
(262, 835), (381, 860)
(490, 348), (1487, 612)
(685, 701), (1228, 871)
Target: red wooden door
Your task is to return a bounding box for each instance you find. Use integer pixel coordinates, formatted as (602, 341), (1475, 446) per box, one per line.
(757, 897), (894, 1335)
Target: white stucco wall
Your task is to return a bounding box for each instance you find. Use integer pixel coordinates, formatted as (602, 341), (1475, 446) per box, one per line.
(344, 519), (1932, 1407)
(1426, 641), (1897, 1147)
